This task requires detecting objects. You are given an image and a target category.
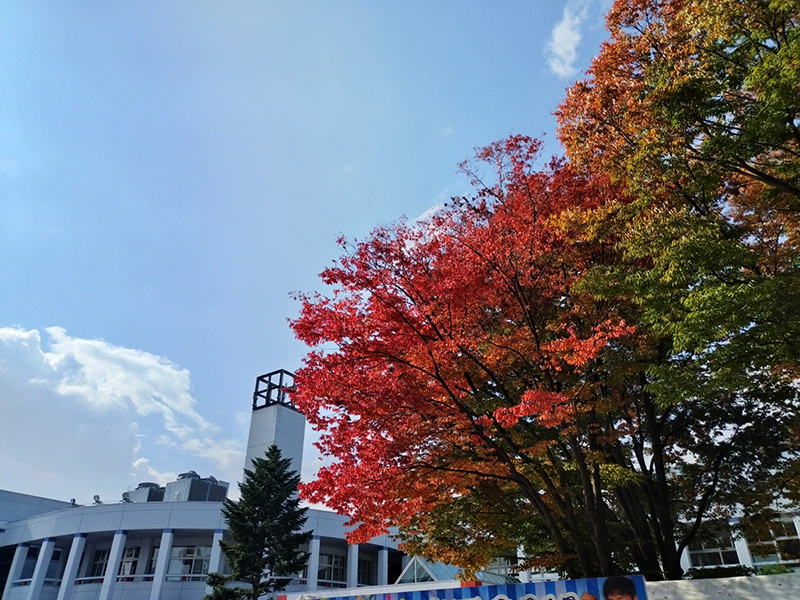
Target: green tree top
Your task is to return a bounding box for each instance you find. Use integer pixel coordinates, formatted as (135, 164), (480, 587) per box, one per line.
(206, 445), (312, 600)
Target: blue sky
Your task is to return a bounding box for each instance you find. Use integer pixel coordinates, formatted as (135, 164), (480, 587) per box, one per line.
(0, 1), (612, 503)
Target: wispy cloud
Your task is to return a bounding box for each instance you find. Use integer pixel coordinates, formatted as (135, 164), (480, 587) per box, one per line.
(442, 127), (453, 137)
(0, 326), (244, 502)
(547, 0), (592, 79)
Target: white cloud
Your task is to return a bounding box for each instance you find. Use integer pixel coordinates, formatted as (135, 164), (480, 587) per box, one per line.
(0, 326), (244, 503)
(415, 203), (445, 223)
(547, 0), (592, 79)
(442, 127), (453, 137)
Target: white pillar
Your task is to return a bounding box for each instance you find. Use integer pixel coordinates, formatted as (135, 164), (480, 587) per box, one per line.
(98, 530), (127, 600)
(3, 544), (29, 598)
(136, 537), (153, 576)
(346, 544), (359, 588)
(78, 542), (94, 578)
(306, 536), (320, 590)
(734, 536), (754, 568)
(516, 547), (530, 583)
(679, 545), (692, 572)
(205, 529), (226, 596)
(26, 538), (56, 600)
(377, 546), (388, 586)
(57, 534), (86, 600)
(149, 529), (174, 600)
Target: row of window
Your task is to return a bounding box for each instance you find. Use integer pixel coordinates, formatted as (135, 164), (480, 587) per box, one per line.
(688, 517), (800, 568)
(21, 544), (372, 586)
(301, 554), (374, 586)
(85, 545), (211, 579)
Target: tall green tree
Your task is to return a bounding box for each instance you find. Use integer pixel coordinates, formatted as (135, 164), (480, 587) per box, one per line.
(557, 0), (800, 377)
(205, 445), (311, 600)
(555, 0), (800, 561)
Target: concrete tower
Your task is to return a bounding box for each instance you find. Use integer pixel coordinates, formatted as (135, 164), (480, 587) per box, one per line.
(244, 369), (306, 476)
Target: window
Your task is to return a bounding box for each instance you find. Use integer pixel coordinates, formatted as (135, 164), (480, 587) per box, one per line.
(688, 530), (740, 567)
(486, 556), (518, 577)
(749, 517), (800, 564)
(358, 558), (372, 585)
(20, 547), (39, 580)
(166, 546), (210, 580)
(318, 554), (346, 585)
(147, 547), (159, 575)
(118, 547), (140, 578)
(89, 550), (109, 578)
(397, 558), (435, 584)
(45, 549), (63, 580)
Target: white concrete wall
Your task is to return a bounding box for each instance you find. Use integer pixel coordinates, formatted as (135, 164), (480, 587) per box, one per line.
(0, 502), (227, 548)
(0, 490), (71, 526)
(646, 573), (800, 599)
(245, 402), (306, 477)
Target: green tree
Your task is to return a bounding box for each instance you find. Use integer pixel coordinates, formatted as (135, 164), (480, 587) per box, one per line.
(554, 0), (800, 574)
(557, 0), (800, 377)
(205, 445), (311, 600)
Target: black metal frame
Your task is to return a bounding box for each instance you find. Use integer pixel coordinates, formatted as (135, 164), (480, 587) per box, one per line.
(252, 368), (296, 411)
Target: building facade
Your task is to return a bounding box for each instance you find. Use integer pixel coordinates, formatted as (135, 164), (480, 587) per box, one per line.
(0, 370), (404, 600)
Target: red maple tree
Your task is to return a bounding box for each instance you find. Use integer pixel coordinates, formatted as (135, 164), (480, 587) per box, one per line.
(292, 136), (646, 578)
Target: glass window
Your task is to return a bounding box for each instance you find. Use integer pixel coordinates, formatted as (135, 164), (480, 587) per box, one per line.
(397, 558), (435, 584)
(147, 547), (159, 575)
(89, 550), (109, 578)
(318, 554), (346, 583)
(45, 549), (63, 580)
(358, 558), (372, 585)
(688, 531), (739, 567)
(118, 547), (140, 577)
(167, 546), (210, 577)
(749, 517), (800, 564)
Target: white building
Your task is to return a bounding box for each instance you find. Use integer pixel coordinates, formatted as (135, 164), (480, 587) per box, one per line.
(0, 370), (404, 600)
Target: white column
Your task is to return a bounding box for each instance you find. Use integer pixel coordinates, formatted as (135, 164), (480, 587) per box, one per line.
(98, 530), (127, 600)
(377, 546), (388, 586)
(346, 544), (359, 588)
(306, 536), (320, 590)
(78, 542), (94, 578)
(205, 529), (226, 596)
(149, 529), (174, 600)
(57, 534), (86, 600)
(679, 545), (692, 572)
(26, 538), (56, 600)
(793, 515), (800, 540)
(3, 544), (29, 598)
(516, 547), (530, 583)
(136, 538), (153, 576)
(734, 536), (755, 568)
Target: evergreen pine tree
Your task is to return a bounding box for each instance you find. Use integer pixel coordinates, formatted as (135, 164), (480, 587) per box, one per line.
(205, 445), (312, 600)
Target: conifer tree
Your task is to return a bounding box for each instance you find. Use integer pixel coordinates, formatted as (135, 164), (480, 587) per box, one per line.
(205, 445), (311, 600)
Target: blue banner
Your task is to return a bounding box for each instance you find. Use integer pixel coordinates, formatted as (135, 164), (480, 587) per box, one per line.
(322, 576), (647, 600)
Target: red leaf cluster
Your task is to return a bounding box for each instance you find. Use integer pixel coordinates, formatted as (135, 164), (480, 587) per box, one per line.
(290, 136), (635, 544)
